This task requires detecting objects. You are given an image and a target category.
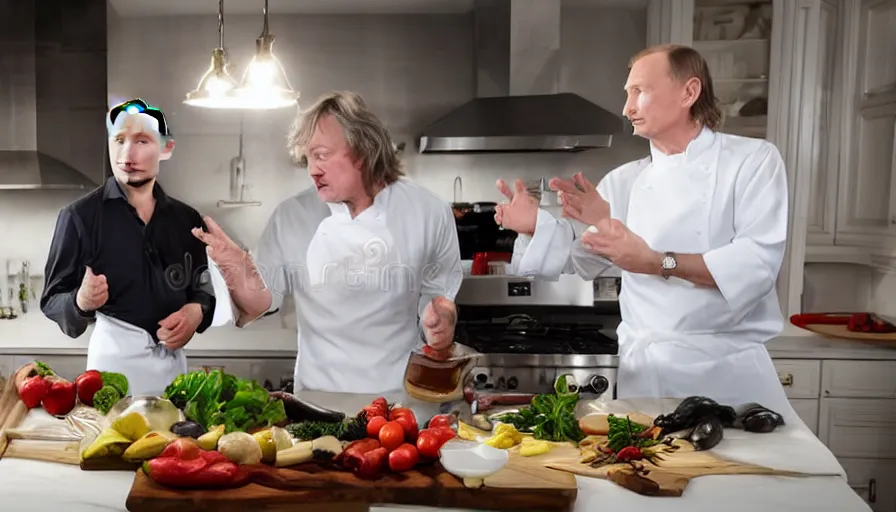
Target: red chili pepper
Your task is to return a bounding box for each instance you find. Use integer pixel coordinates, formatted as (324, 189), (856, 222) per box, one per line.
(143, 454), (243, 489)
(616, 446), (644, 461)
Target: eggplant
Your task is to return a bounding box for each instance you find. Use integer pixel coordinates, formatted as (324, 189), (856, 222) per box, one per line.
(734, 402), (785, 433)
(688, 415), (724, 451)
(171, 420), (206, 438)
(654, 396), (736, 435)
(269, 391), (346, 423)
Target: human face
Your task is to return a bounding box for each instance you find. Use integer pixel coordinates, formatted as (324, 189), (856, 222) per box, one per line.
(622, 52), (697, 140)
(304, 114), (365, 204)
(108, 113), (174, 189)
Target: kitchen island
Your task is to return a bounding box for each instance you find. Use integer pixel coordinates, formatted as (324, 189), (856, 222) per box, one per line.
(0, 393), (872, 512)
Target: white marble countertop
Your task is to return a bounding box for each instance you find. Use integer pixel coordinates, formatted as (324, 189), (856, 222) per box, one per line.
(0, 312), (894, 361)
(0, 394), (872, 512)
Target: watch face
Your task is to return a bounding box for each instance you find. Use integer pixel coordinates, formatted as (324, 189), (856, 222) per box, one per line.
(662, 256), (676, 270)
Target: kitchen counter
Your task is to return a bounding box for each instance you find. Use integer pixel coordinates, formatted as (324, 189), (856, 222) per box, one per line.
(0, 394), (872, 512)
(1, 313), (894, 361)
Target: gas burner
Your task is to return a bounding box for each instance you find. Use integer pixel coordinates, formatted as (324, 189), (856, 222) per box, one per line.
(456, 316), (618, 356)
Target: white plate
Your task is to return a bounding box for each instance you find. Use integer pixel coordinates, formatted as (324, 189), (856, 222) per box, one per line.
(439, 439), (509, 479)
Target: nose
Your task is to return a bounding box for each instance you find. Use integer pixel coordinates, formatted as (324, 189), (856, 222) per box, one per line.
(622, 99), (636, 120)
(118, 141), (136, 165)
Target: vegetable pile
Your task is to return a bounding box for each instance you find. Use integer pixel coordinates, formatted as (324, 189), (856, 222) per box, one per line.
(14, 360), (128, 417)
(489, 376), (585, 443)
(161, 369), (287, 433)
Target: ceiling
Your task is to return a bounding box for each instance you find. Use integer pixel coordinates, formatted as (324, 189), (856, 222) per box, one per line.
(108, 0), (646, 17)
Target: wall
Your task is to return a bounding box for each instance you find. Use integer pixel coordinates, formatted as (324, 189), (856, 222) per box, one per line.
(0, 3), (647, 337)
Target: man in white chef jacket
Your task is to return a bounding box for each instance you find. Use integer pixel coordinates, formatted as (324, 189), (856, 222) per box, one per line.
(496, 44), (794, 419)
(193, 91), (462, 397)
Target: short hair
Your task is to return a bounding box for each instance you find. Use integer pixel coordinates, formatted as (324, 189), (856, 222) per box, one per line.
(287, 91), (404, 196)
(630, 44), (722, 130)
(107, 98), (172, 138)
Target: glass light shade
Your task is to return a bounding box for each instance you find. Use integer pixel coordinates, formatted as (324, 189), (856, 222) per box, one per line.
(184, 48), (242, 109)
(233, 35), (299, 110)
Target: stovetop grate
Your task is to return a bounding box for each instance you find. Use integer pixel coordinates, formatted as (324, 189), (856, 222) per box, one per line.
(456, 314), (618, 355)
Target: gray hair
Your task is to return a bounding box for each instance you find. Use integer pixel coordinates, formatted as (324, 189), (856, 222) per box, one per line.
(287, 91), (404, 196)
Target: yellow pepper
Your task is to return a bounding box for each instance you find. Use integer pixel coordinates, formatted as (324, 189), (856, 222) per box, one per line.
(485, 432), (516, 449)
(520, 437), (553, 457)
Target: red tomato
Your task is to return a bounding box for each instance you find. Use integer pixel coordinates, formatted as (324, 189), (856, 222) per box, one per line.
(433, 426), (456, 444)
(378, 421), (405, 451)
(415, 429), (443, 459)
(388, 443), (419, 472)
(427, 414), (453, 429)
(366, 416), (388, 438)
(390, 408), (419, 441)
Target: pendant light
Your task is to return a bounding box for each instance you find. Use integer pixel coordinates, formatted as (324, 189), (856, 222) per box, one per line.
(184, 0), (241, 108)
(232, 0), (299, 110)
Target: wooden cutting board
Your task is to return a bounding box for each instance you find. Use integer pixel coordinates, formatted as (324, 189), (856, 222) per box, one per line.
(543, 436), (840, 497)
(125, 447), (577, 512)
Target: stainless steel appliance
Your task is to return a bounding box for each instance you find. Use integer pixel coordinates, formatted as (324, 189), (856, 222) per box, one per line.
(454, 275), (619, 411)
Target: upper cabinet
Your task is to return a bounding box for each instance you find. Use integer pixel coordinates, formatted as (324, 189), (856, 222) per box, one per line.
(835, 0), (896, 250)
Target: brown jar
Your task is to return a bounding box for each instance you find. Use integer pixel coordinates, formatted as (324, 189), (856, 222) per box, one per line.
(403, 344), (478, 403)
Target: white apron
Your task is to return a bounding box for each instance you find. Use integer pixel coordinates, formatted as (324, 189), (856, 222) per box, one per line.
(615, 154), (795, 421)
(86, 312), (187, 397)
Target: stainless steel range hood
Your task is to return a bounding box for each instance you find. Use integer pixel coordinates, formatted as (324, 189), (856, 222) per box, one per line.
(0, 0), (107, 190)
(418, 0), (624, 153)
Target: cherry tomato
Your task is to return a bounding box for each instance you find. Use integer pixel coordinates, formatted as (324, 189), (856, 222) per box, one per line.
(366, 415), (388, 438)
(378, 421), (405, 451)
(427, 414), (453, 429)
(415, 429), (443, 459)
(388, 443), (420, 472)
(390, 408), (419, 441)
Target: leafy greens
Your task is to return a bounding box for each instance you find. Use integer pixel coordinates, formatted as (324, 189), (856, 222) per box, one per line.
(491, 374), (585, 443)
(162, 369), (287, 433)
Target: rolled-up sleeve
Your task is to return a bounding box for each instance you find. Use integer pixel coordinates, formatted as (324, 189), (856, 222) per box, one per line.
(511, 180), (615, 281)
(703, 143), (788, 315)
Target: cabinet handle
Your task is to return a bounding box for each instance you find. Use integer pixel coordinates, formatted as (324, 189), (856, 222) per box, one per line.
(850, 478), (876, 503)
(778, 373), (794, 386)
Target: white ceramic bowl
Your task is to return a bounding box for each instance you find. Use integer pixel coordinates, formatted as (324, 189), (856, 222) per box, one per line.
(439, 439), (509, 479)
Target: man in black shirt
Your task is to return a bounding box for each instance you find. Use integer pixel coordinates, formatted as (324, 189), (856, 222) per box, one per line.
(40, 98), (216, 395)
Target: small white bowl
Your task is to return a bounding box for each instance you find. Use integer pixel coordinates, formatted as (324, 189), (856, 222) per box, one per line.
(439, 439), (509, 479)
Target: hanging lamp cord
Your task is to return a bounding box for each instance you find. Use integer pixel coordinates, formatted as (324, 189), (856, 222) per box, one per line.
(217, 0), (224, 49)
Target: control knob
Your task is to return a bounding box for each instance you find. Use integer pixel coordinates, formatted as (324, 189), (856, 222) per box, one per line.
(506, 376), (518, 390)
(587, 375), (610, 395)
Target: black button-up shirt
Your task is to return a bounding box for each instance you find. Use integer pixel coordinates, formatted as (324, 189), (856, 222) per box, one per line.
(40, 177), (215, 342)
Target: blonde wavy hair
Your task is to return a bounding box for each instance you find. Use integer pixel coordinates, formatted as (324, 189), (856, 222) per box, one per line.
(287, 91), (404, 196)
(630, 44), (722, 130)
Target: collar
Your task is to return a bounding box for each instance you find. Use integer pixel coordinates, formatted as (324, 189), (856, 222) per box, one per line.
(649, 126), (716, 168)
(326, 181), (395, 221)
(102, 176), (170, 209)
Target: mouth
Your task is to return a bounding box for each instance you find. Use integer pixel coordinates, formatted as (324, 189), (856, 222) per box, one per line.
(630, 119), (645, 126)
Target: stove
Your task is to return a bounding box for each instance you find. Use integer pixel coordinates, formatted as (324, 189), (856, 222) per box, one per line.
(454, 277), (620, 402)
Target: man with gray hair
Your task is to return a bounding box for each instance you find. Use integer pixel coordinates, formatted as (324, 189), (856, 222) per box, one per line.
(193, 91), (462, 396)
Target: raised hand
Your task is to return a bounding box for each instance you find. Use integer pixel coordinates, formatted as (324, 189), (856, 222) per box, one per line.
(191, 216), (248, 283)
(549, 172), (610, 227)
(422, 296), (457, 351)
(494, 178), (538, 235)
(76, 266), (108, 312)
(581, 219), (658, 274)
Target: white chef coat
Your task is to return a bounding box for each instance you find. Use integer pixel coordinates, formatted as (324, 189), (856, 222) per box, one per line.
(252, 179), (463, 394)
(514, 127), (798, 421)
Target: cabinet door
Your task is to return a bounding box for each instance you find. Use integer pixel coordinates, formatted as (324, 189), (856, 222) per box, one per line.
(806, 0), (843, 245)
(835, 0), (896, 248)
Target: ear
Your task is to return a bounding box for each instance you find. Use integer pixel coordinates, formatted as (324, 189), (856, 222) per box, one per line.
(682, 77), (702, 108)
(159, 138), (175, 161)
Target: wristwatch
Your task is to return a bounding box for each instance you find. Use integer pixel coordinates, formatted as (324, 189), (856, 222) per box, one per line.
(660, 252), (677, 280)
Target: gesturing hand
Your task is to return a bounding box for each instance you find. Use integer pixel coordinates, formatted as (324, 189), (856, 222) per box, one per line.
(191, 216), (248, 285)
(549, 172), (610, 227)
(422, 296), (457, 351)
(581, 219), (659, 275)
(76, 266), (108, 313)
(157, 303), (203, 350)
(494, 179), (539, 236)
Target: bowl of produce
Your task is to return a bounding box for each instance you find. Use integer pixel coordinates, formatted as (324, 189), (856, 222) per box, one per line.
(102, 396), (183, 433)
(439, 438), (508, 482)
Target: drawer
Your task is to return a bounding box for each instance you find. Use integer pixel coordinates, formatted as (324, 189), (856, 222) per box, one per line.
(839, 458), (896, 512)
(773, 359), (821, 399)
(822, 360), (896, 398)
(789, 398), (819, 434)
(818, 398), (896, 458)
